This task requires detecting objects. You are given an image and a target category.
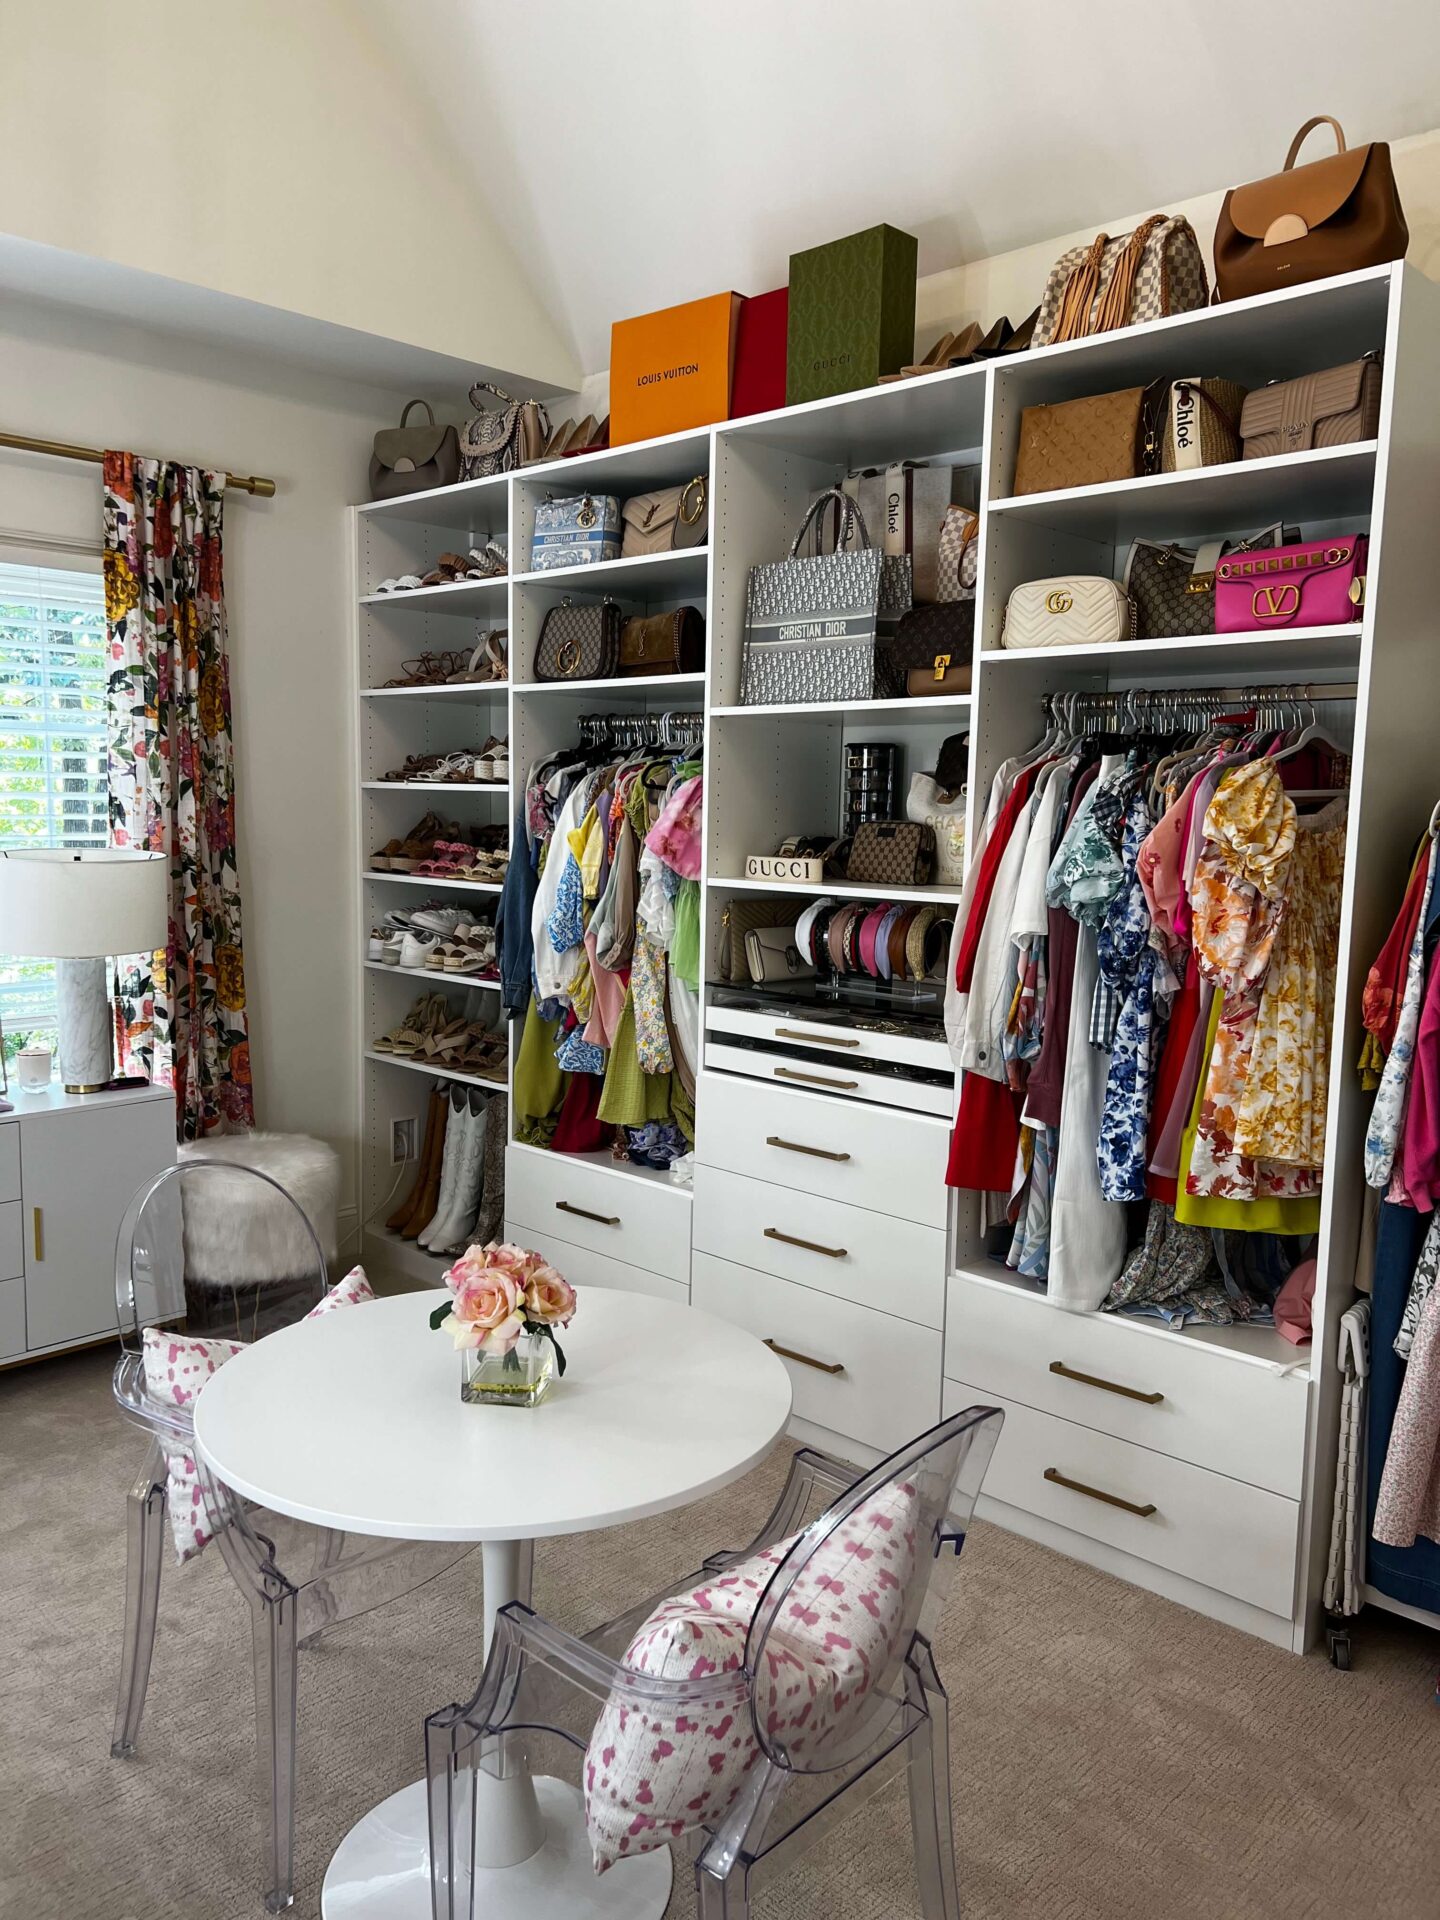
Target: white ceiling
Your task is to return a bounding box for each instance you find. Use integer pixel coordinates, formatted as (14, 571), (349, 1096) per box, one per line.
(358, 0), (1440, 374)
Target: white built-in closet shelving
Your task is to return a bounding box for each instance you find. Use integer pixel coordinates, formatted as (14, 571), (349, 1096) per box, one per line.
(348, 261), (1440, 1653)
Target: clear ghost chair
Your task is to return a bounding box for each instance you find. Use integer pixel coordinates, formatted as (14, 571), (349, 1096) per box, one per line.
(110, 1160), (476, 1913)
(426, 1405), (1003, 1920)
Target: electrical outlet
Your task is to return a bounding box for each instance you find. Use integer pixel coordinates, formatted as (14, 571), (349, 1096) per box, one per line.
(391, 1116), (419, 1165)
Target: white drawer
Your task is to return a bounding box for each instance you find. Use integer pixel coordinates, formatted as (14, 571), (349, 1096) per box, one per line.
(502, 1218), (688, 1305)
(706, 1001), (952, 1075)
(694, 1165), (944, 1329)
(943, 1378), (1300, 1618)
(693, 1250), (942, 1456)
(697, 1071), (950, 1228)
(504, 1146), (691, 1284)
(0, 1201), (21, 1283)
(944, 1269), (1309, 1499)
(0, 1124), (18, 1205)
(705, 1043), (952, 1118)
(0, 1275), (24, 1359)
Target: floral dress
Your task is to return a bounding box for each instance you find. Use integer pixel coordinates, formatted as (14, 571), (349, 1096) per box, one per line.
(1097, 792), (1169, 1202)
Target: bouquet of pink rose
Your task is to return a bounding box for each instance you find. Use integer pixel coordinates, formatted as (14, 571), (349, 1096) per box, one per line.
(430, 1241), (577, 1375)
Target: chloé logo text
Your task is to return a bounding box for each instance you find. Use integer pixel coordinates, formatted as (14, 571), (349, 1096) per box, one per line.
(637, 364), (699, 387)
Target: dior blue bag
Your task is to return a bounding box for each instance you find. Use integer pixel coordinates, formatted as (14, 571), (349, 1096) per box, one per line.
(530, 493), (622, 570)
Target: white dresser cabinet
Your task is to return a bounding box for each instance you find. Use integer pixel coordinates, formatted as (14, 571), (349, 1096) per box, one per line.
(0, 1084), (175, 1365)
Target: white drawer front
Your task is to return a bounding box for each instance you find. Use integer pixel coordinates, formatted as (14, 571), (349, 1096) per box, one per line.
(504, 1147), (691, 1283)
(502, 1218), (688, 1305)
(704, 1044), (952, 1118)
(0, 1275), (24, 1359)
(0, 1124), (18, 1205)
(0, 1200), (21, 1283)
(694, 1165), (944, 1330)
(693, 1250), (941, 1456)
(697, 1072), (949, 1228)
(943, 1378), (1300, 1618)
(944, 1270), (1309, 1499)
(706, 1002), (952, 1074)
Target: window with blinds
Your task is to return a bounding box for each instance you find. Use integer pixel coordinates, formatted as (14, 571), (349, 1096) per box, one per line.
(0, 559), (109, 1047)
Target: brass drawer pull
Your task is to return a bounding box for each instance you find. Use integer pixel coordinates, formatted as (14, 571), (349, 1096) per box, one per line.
(774, 1027), (861, 1048)
(765, 1337), (845, 1376)
(1049, 1360), (1164, 1405)
(556, 1200), (620, 1227)
(32, 1207), (43, 1262)
(766, 1135), (851, 1163)
(775, 1067), (859, 1090)
(1044, 1466), (1156, 1519)
(764, 1226), (846, 1259)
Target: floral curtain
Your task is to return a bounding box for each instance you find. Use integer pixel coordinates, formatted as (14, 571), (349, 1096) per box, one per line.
(104, 453), (253, 1137)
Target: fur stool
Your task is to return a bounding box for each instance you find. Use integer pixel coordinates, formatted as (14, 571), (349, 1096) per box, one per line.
(176, 1133), (341, 1334)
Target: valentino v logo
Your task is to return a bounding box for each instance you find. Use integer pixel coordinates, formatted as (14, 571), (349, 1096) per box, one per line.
(1252, 583), (1300, 620)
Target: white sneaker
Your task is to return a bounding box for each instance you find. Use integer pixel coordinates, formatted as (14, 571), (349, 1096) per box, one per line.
(400, 930), (442, 970)
(367, 928), (385, 961)
(410, 904), (465, 935)
(380, 933), (405, 965)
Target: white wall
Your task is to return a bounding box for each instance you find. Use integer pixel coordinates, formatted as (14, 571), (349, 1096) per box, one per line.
(0, 0), (579, 392)
(0, 298), (388, 1224)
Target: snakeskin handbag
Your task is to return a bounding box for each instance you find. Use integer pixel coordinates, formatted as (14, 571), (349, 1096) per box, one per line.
(1123, 524), (1296, 640)
(533, 598), (623, 681)
(740, 489), (911, 706)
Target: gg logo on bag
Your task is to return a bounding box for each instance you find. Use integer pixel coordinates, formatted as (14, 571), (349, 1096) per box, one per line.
(1252, 584), (1300, 619)
(1045, 589), (1074, 614)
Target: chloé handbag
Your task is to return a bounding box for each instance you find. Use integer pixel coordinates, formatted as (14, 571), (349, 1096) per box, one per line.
(740, 490), (911, 706)
(1003, 577), (1135, 649)
(1238, 357), (1382, 460)
(847, 820), (936, 888)
(1013, 387), (1145, 495)
(368, 400), (461, 500)
(1141, 377), (1248, 473)
(618, 606), (705, 676)
(530, 494), (622, 570)
(1032, 215), (1209, 349)
(1215, 536), (1367, 633)
(890, 601), (975, 695)
(1213, 117), (1408, 303)
(459, 382), (550, 478)
(533, 598), (623, 680)
(1124, 525), (1295, 639)
(620, 477), (708, 556)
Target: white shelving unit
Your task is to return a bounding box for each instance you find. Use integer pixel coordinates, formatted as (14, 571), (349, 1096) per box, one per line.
(348, 262), (1439, 1655)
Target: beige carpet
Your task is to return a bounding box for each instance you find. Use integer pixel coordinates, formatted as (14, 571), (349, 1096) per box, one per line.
(4, 1346), (1440, 1920)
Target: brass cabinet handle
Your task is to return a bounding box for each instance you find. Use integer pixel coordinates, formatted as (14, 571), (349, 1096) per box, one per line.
(774, 1027), (861, 1048)
(556, 1200), (620, 1227)
(1049, 1359), (1164, 1406)
(765, 1134), (851, 1163)
(764, 1226), (846, 1259)
(32, 1207), (42, 1262)
(775, 1067), (859, 1090)
(1044, 1466), (1156, 1518)
(765, 1337), (845, 1376)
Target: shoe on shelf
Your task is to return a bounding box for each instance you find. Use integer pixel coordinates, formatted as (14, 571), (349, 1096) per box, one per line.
(430, 1091), (490, 1251)
(412, 839), (478, 880)
(376, 932), (404, 966)
(410, 1086), (464, 1243)
(372, 992), (446, 1057)
(387, 1086), (447, 1233)
(374, 573), (424, 594)
(400, 929), (443, 970)
(367, 927), (386, 961)
(475, 737), (506, 781)
(409, 903), (467, 936)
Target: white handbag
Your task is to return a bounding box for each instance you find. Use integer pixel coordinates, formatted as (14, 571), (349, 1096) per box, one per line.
(907, 773), (967, 885)
(1002, 576), (1135, 649)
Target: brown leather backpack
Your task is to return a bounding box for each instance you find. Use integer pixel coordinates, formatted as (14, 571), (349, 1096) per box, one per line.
(1213, 116), (1408, 303)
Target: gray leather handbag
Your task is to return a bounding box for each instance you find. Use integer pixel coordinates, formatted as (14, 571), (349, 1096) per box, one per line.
(460, 382), (550, 478)
(368, 400), (461, 500)
(740, 490), (911, 706)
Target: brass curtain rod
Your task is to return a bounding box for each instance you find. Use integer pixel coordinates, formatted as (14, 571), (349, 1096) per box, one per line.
(0, 430), (276, 498)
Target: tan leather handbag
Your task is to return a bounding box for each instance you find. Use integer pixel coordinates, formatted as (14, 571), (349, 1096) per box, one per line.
(1214, 117), (1408, 303)
(1013, 388), (1145, 496)
(619, 477), (708, 556)
(1239, 358), (1382, 460)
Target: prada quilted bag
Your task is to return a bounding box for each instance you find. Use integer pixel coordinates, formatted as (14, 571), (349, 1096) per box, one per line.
(1239, 358), (1382, 460)
(740, 489), (911, 705)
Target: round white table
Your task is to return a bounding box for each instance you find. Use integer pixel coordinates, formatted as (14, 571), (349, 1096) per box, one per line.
(194, 1287), (792, 1920)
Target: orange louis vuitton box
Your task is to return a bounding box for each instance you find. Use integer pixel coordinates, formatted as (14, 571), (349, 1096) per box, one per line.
(610, 292), (742, 446)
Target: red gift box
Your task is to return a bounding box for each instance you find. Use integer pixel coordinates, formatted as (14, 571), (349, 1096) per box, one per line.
(731, 288), (789, 419)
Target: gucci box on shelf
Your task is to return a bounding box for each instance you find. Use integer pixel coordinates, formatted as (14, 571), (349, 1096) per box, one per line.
(786, 224), (918, 405)
(731, 288), (789, 417)
(610, 291), (743, 446)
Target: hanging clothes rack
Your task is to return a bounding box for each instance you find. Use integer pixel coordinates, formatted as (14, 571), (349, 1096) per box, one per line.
(575, 710), (703, 753)
(1039, 681), (1359, 731)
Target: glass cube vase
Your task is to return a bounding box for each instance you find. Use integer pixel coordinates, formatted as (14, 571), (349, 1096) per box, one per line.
(460, 1331), (553, 1408)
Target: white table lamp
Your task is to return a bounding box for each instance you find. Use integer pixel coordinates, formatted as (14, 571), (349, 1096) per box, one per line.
(0, 849), (168, 1092)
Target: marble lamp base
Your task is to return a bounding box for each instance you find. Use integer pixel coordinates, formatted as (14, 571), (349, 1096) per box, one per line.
(55, 956), (114, 1092)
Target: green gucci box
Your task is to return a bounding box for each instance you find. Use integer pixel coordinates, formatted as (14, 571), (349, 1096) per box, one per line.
(786, 224), (918, 404)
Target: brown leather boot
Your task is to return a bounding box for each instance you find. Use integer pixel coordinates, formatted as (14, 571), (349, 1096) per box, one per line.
(402, 1089), (453, 1241)
(388, 1088), (444, 1233)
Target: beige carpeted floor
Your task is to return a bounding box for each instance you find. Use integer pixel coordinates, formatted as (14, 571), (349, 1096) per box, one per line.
(4, 1346), (1440, 1920)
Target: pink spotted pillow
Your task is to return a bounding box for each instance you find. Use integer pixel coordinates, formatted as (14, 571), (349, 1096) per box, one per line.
(583, 1477), (920, 1873)
(140, 1266), (374, 1562)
